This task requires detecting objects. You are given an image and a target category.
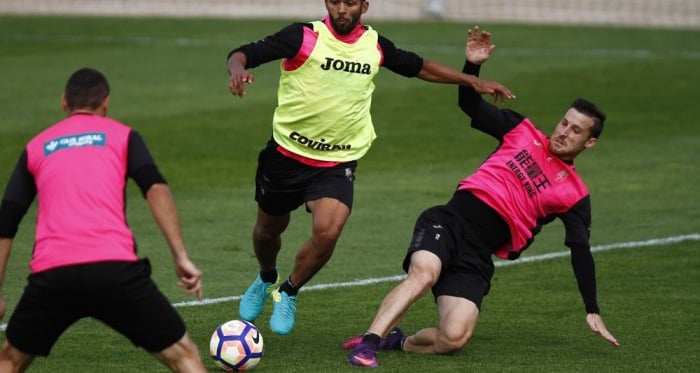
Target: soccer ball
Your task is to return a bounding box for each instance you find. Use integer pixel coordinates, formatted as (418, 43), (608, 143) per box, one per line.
(209, 319), (264, 371)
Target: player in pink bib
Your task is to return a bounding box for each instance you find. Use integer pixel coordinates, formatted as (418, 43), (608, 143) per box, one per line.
(0, 68), (206, 372)
(345, 26), (619, 368)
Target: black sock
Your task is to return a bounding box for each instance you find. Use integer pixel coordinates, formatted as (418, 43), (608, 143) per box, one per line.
(260, 268), (278, 284)
(361, 333), (380, 349)
(279, 277), (299, 296)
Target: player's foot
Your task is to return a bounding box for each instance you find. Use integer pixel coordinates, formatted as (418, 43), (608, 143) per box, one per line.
(342, 334), (363, 350)
(270, 289), (296, 335)
(342, 327), (405, 350)
(380, 327), (405, 350)
(239, 274), (277, 321)
(347, 342), (378, 368)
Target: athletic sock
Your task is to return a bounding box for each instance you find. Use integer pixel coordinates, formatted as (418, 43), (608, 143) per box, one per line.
(279, 277), (299, 296)
(361, 333), (381, 349)
(260, 268), (278, 284)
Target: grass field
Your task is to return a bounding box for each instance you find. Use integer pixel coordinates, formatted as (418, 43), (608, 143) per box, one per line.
(0, 15), (699, 372)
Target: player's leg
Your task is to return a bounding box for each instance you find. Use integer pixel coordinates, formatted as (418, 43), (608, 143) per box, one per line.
(240, 208), (290, 321)
(286, 162), (356, 290)
(239, 207), (290, 322)
(347, 250), (442, 367)
(270, 162), (356, 335)
(251, 140), (297, 265)
(405, 264), (489, 355)
(366, 250), (441, 338)
(404, 295), (479, 354)
(1, 267), (80, 372)
(241, 141), (299, 321)
(0, 341), (34, 373)
(252, 207), (290, 271)
(269, 196), (350, 335)
(290, 196), (350, 287)
(94, 260), (206, 372)
(152, 332), (206, 373)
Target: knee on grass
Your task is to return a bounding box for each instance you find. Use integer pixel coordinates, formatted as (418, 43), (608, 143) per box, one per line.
(435, 329), (472, 354)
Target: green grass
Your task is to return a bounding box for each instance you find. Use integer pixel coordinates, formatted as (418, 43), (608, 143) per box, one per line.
(0, 16), (698, 372)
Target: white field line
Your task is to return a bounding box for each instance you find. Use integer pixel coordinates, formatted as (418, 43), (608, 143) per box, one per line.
(0, 233), (697, 331)
(170, 233), (700, 308)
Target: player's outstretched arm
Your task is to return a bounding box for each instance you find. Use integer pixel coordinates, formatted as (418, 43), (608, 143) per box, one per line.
(586, 313), (620, 346)
(417, 59), (514, 103)
(227, 52), (255, 98)
(0, 238), (12, 321)
(146, 183), (203, 300)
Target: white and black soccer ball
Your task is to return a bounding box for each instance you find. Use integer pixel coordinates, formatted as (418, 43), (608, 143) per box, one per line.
(210, 319), (264, 371)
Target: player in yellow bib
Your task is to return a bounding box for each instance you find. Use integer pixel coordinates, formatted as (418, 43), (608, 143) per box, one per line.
(226, 0), (515, 335)
(273, 20), (380, 162)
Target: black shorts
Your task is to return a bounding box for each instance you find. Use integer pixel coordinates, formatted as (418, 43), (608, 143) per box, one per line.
(5, 259), (186, 356)
(402, 205), (495, 309)
(255, 140), (357, 216)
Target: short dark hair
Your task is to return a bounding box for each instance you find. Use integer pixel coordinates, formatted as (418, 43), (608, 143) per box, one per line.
(570, 98), (605, 139)
(64, 68), (110, 111)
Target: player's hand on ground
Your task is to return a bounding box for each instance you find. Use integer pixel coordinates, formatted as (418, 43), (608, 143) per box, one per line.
(229, 70), (254, 98)
(586, 313), (620, 346)
(175, 257), (203, 301)
(465, 25), (496, 65)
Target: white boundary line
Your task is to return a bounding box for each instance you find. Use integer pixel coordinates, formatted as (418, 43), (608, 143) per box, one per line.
(1, 233), (698, 331)
(171, 233), (700, 307)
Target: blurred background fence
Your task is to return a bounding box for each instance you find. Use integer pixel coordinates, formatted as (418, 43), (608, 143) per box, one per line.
(1, 0), (698, 28)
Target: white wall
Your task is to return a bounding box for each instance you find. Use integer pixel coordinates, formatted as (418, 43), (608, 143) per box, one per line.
(0, 0), (698, 29)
